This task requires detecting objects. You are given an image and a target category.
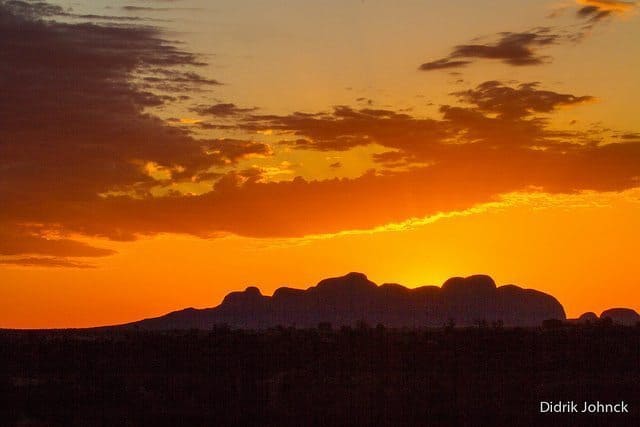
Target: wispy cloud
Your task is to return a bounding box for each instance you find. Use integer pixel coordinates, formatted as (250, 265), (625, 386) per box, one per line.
(0, 257), (96, 268)
(1, 1), (639, 266)
(575, 0), (637, 26)
(419, 29), (560, 71)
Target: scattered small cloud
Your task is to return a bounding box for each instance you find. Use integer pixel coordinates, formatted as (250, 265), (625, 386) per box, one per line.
(419, 29), (561, 72)
(0, 257), (97, 268)
(574, 0), (637, 27)
(191, 103), (257, 117)
(419, 58), (472, 71)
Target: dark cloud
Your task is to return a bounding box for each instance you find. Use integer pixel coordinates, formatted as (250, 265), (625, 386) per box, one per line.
(122, 5), (199, 13)
(71, 13), (145, 22)
(419, 58), (472, 71)
(453, 31), (557, 65)
(141, 70), (221, 88)
(452, 81), (595, 119)
(355, 97), (374, 105)
(4, 0), (148, 22)
(578, 5), (603, 16)
(205, 139), (271, 164)
(420, 29), (561, 71)
(196, 122), (238, 130)
(0, 257), (96, 268)
(123, 6), (171, 12)
(0, 0), (269, 258)
(2, 79), (637, 241)
(3, 0), (63, 17)
(427, 2), (635, 71)
(0, 227), (115, 257)
(372, 151), (409, 165)
(213, 167), (265, 192)
(6, 136), (640, 241)
(566, 1), (637, 33)
(576, 0), (636, 23)
(618, 132), (640, 140)
(243, 106), (439, 152)
(240, 81), (596, 156)
(2, 1), (639, 264)
(191, 103), (257, 117)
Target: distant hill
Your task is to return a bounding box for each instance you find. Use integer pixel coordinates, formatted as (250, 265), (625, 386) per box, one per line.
(573, 308), (640, 326)
(124, 272), (567, 329)
(600, 308), (640, 326)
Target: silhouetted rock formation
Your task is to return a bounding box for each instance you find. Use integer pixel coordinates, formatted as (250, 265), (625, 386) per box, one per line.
(600, 308), (640, 326)
(577, 312), (599, 324)
(127, 272), (566, 329)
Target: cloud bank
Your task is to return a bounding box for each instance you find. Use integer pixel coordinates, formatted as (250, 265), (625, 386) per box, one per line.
(1, 1), (639, 267)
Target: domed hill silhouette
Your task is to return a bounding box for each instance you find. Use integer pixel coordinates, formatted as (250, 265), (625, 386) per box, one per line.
(600, 308), (640, 326)
(124, 273), (566, 330)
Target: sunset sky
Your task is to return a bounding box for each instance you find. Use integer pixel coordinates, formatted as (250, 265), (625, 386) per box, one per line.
(1, 0), (639, 328)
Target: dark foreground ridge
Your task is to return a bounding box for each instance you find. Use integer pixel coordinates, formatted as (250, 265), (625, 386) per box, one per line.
(3, 325), (639, 426)
(127, 272), (568, 329)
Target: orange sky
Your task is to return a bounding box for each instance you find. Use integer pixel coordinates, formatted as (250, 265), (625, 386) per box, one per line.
(1, 0), (639, 328)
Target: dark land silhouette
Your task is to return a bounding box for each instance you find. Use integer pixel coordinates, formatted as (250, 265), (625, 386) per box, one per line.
(126, 273), (568, 330)
(2, 323), (639, 426)
(599, 308), (640, 326)
(2, 272), (639, 426)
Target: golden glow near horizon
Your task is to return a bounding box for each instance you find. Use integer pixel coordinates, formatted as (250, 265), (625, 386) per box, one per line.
(3, 189), (640, 328)
(1, 0), (639, 328)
